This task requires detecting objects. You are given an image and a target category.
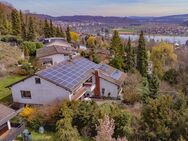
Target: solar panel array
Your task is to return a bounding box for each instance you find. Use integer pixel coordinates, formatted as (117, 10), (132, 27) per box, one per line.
(111, 70), (122, 80)
(99, 64), (109, 72)
(38, 57), (98, 91)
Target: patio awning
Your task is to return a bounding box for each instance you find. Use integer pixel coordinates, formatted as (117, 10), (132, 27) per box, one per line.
(0, 104), (16, 126)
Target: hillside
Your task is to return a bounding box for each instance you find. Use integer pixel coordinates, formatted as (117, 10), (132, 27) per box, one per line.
(0, 1), (13, 16)
(31, 14), (138, 25)
(29, 13), (188, 26)
(0, 1), (62, 40)
(0, 42), (23, 72)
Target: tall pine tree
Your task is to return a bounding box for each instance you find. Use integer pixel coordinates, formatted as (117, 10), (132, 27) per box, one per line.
(27, 17), (35, 41)
(11, 9), (21, 35)
(60, 26), (65, 38)
(125, 38), (135, 72)
(148, 73), (160, 99)
(1, 17), (11, 35)
(137, 31), (148, 77)
(55, 26), (61, 37)
(44, 19), (51, 38)
(111, 30), (124, 56)
(49, 20), (54, 37)
(20, 10), (27, 40)
(66, 26), (71, 43)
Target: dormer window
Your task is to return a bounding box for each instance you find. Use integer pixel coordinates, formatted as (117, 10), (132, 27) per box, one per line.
(35, 78), (41, 84)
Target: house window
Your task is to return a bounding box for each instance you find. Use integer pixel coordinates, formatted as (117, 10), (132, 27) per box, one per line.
(35, 78), (41, 84)
(21, 91), (31, 99)
(102, 88), (105, 95)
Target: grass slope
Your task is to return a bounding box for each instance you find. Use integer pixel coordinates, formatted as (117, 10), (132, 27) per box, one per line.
(0, 75), (24, 104)
(0, 42), (22, 71)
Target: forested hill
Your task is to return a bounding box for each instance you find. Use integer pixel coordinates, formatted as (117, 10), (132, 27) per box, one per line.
(0, 2), (65, 41)
(30, 13), (188, 25)
(0, 1), (13, 15)
(31, 14), (139, 25)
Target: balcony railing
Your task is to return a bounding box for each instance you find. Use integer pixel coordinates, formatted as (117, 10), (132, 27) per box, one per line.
(0, 123), (25, 141)
(83, 82), (93, 87)
(72, 87), (87, 101)
(83, 82), (96, 92)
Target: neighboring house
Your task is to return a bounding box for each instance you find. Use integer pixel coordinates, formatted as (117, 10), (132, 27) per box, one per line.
(9, 57), (126, 105)
(0, 104), (25, 141)
(37, 38), (80, 66)
(36, 45), (79, 66)
(43, 38), (70, 47)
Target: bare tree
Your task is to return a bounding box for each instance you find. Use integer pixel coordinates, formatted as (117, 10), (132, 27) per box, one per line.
(96, 115), (128, 141)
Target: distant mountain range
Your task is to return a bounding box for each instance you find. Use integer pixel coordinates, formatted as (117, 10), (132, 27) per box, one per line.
(29, 14), (138, 25)
(30, 13), (188, 26)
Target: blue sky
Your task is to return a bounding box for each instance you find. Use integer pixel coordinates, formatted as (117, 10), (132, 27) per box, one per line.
(2, 0), (188, 16)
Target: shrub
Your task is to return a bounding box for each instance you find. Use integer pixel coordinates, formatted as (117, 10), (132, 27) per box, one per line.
(20, 106), (35, 119)
(21, 102), (62, 130)
(1, 35), (23, 44)
(18, 59), (28, 65)
(22, 41), (43, 56)
(163, 69), (178, 85)
(16, 60), (35, 75)
(23, 41), (36, 56)
(122, 73), (141, 104)
(80, 51), (87, 57)
(123, 92), (140, 104)
(92, 53), (100, 64)
(36, 42), (44, 49)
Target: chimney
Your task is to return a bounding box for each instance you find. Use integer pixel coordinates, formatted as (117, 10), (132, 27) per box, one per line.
(94, 70), (100, 97)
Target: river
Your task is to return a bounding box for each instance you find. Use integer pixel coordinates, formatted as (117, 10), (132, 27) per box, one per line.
(120, 34), (188, 45)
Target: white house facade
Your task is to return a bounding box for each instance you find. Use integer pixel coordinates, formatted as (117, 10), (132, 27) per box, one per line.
(41, 54), (70, 66)
(9, 57), (126, 105)
(99, 78), (119, 98)
(11, 76), (71, 105)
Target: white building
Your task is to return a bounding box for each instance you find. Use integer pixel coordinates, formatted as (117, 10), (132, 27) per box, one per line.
(43, 38), (70, 47)
(37, 38), (79, 66)
(9, 57), (126, 105)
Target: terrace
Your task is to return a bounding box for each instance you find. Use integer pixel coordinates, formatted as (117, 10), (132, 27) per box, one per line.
(0, 104), (25, 141)
(0, 123), (25, 141)
(72, 87), (87, 100)
(72, 76), (96, 100)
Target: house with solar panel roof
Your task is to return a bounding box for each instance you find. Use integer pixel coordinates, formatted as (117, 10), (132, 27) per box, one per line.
(8, 56), (126, 105)
(37, 37), (79, 67)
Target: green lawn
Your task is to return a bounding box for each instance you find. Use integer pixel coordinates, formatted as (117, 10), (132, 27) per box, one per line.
(16, 130), (55, 141)
(16, 129), (93, 141)
(0, 75), (24, 103)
